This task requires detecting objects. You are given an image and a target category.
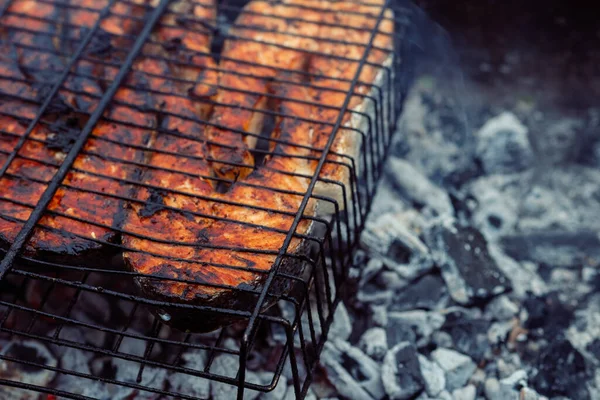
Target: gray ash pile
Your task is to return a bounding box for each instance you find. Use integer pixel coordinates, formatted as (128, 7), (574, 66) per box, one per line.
(310, 54), (600, 399)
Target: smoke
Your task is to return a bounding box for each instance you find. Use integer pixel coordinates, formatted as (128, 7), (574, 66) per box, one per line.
(399, 0), (471, 146)
(392, 0), (476, 189)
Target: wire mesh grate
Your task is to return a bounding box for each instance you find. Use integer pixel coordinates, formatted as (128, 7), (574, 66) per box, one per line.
(0, 0), (411, 398)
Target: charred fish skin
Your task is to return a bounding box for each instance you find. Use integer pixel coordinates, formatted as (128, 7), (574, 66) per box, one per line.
(121, 0), (221, 330)
(0, 0), (152, 264)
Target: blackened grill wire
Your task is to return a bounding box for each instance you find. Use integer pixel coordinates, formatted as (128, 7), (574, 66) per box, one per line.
(239, 2), (393, 399)
(0, 0), (406, 399)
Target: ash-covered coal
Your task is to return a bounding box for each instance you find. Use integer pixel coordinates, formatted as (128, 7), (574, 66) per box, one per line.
(311, 0), (600, 397)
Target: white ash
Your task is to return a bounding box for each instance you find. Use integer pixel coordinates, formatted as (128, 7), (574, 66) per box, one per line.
(0, 340), (57, 400)
(168, 350), (210, 400)
(321, 340), (383, 400)
(417, 354), (445, 397)
(430, 348), (477, 391)
(359, 327), (388, 361)
(54, 341), (110, 399)
(386, 157), (454, 217)
(475, 112), (534, 174)
(360, 210), (434, 282)
(260, 373), (287, 400)
(329, 303), (352, 342)
(211, 351), (262, 400)
(487, 320), (513, 346)
(451, 384), (476, 400)
(485, 295), (519, 321)
(381, 342), (425, 400)
(387, 311), (445, 347)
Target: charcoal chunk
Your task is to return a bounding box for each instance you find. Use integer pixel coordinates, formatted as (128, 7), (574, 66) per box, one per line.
(390, 273), (448, 312)
(441, 310), (490, 362)
(500, 230), (600, 268)
(475, 112), (534, 174)
(531, 340), (590, 399)
(425, 220), (511, 304)
(382, 342), (425, 400)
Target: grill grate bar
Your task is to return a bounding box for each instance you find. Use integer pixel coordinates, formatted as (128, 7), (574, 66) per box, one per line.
(0, 0), (170, 279)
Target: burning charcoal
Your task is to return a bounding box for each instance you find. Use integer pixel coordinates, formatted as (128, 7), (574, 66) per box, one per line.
(359, 328), (388, 361)
(488, 245), (547, 298)
(370, 305), (388, 327)
(389, 274), (449, 312)
(520, 292), (573, 336)
(97, 331), (168, 400)
(567, 294), (600, 365)
(500, 369), (528, 388)
(211, 352), (261, 400)
(54, 345), (109, 399)
(71, 290), (112, 324)
(438, 391), (453, 400)
(357, 258), (394, 304)
(361, 211), (434, 282)
(470, 368), (487, 387)
(48, 327), (87, 358)
(484, 370), (540, 400)
(387, 311), (445, 347)
(111, 358), (167, 400)
(500, 230), (600, 269)
(430, 348), (477, 391)
(452, 384), (476, 400)
(386, 157), (454, 217)
(440, 309), (490, 362)
(518, 167), (600, 233)
(487, 321), (513, 346)
(519, 387), (542, 400)
(531, 339), (590, 399)
(497, 358), (522, 380)
(484, 377), (519, 400)
(168, 350), (210, 399)
(431, 331), (454, 349)
(425, 220), (510, 305)
(468, 175), (520, 239)
(368, 180), (408, 220)
(0, 340), (57, 400)
(329, 303), (352, 342)
(386, 319), (417, 348)
(417, 354), (446, 397)
(485, 295), (519, 321)
(394, 84), (474, 188)
(284, 387), (317, 400)
(475, 112), (534, 174)
(381, 342), (425, 400)
(321, 340), (384, 400)
(533, 118), (585, 165)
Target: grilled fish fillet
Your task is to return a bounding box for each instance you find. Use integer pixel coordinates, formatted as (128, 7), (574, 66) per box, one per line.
(122, 0), (394, 331)
(0, 0), (216, 263)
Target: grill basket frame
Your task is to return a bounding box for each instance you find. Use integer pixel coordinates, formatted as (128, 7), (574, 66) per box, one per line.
(0, 0), (412, 398)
